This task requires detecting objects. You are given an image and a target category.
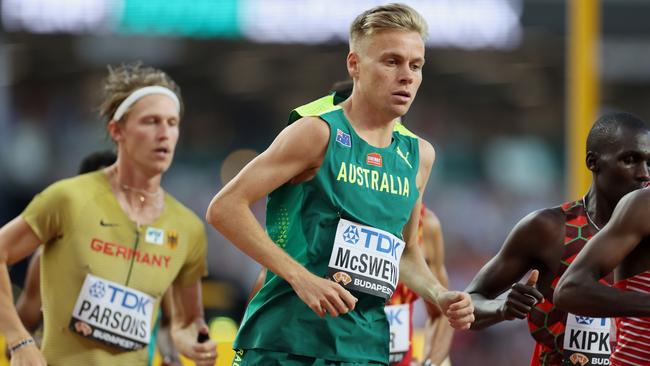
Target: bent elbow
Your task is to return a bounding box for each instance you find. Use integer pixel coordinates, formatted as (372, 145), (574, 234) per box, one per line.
(205, 194), (227, 230)
(553, 277), (578, 311)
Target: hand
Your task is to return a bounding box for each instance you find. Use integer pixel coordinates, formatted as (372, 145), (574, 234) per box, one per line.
(500, 269), (543, 321)
(171, 321), (217, 366)
(437, 291), (474, 330)
(289, 270), (358, 317)
(9, 344), (47, 366)
(161, 357), (183, 366)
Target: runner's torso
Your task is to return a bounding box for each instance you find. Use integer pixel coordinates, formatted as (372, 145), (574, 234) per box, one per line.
(235, 101), (421, 364)
(21, 171), (207, 366)
(527, 199), (613, 366)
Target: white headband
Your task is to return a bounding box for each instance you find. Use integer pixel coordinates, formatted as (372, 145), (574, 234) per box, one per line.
(112, 86), (180, 121)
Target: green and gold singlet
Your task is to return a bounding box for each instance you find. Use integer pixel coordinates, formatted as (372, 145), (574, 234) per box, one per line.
(234, 99), (421, 364)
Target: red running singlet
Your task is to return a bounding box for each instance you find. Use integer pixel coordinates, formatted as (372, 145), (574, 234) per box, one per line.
(611, 272), (650, 366)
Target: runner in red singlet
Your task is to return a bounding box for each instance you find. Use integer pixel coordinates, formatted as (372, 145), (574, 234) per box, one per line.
(466, 112), (650, 365)
(556, 186), (650, 366)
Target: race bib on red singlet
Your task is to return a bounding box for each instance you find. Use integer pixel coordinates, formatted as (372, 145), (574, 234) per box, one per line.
(563, 313), (611, 365)
(69, 274), (155, 351)
(327, 218), (405, 299)
(386, 304), (410, 363)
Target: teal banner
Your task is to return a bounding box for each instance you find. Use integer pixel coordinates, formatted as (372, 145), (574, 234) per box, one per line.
(118, 0), (239, 38)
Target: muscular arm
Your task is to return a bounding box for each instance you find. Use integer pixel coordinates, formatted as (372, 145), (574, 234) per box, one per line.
(157, 290), (181, 365)
(399, 139), (474, 330)
(420, 210), (454, 364)
(0, 217), (46, 364)
(15, 250), (43, 333)
(0, 218), (42, 342)
(399, 141), (443, 303)
(206, 117), (357, 317)
(555, 189), (650, 317)
(465, 209), (558, 330)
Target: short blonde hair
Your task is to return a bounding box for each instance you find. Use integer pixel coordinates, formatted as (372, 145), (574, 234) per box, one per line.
(349, 3), (428, 50)
(99, 63), (183, 124)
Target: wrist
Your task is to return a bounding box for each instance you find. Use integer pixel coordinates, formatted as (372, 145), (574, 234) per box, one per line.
(496, 304), (508, 321)
(432, 284), (447, 303)
(8, 336), (36, 356)
(162, 351), (181, 363)
(283, 263), (310, 286)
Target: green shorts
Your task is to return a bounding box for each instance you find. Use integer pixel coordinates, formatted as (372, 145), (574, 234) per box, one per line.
(232, 349), (387, 366)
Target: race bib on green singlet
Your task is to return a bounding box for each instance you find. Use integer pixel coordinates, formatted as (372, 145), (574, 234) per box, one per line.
(563, 313), (611, 365)
(327, 218), (405, 299)
(69, 274), (155, 351)
(386, 304), (410, 363)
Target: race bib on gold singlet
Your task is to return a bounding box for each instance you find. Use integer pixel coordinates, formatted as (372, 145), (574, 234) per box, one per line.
(69, 274), (155, 351)
(563, 313), (611, 365)
(327, 218), (405, 299)
(386, 304), (410, 363)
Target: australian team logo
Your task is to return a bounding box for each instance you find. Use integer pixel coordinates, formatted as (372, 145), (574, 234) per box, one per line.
(336, 129), (351, 147)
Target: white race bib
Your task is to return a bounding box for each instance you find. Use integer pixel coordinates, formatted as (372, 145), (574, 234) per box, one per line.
(327, 219), (405, 299)
(563, 313), (611, 365)
(386, 303), (410, 360)
(69, 274), (155, 351)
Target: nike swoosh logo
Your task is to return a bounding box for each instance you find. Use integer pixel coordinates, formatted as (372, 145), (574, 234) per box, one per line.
(99, 219), (119, 227)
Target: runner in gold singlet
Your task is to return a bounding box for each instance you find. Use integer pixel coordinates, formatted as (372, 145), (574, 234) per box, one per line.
(0, 64), (217, 366)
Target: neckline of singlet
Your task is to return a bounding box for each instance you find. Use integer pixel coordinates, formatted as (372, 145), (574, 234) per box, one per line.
(582, 195), (601, 231)
(336, 108), (399, 151)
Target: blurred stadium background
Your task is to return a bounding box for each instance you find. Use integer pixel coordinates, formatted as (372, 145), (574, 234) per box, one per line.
(1, 0), (650, 364)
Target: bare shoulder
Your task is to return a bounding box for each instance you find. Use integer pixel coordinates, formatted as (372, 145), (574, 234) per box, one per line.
(414, 138), (435, 191)
(270, 116), (330, 162)
(504, 206), (566, 254)
(617, 188), (650, 216)
(417, 137), (436, 169)
(609, 188), (650, 233)
(280, 116), (330, 146)
(523, 206), (565, 230)
(515, 207), (565, 237)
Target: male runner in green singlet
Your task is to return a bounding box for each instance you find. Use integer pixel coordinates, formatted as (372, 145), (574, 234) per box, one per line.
(207, 4), (474, 365)
(249, 82), (454, 366)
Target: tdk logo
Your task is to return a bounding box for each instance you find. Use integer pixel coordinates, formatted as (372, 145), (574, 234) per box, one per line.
(107, 285), (151, 315)
(574, 316), (607, 327)
(89, 281), (106, 299)
(343, 226), (360, 245)
(575, 316), (594, 325)
(343, 225), (402, 260)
